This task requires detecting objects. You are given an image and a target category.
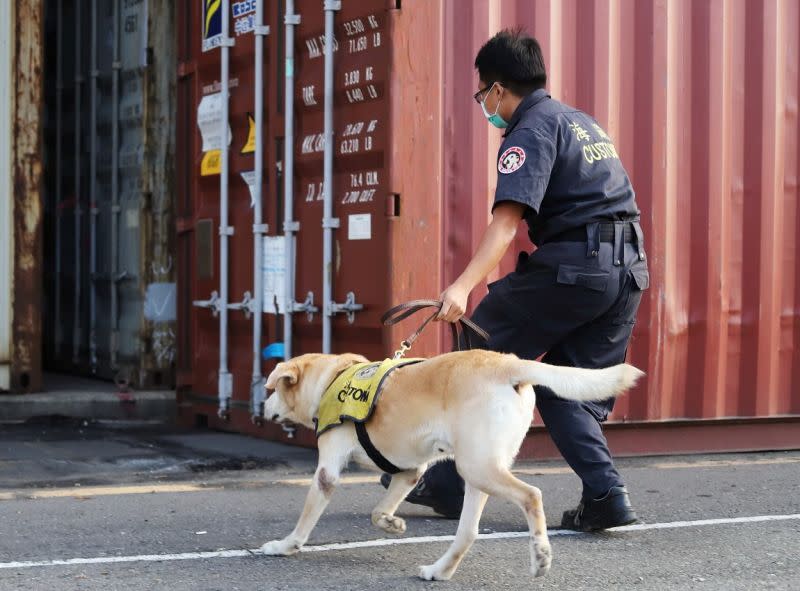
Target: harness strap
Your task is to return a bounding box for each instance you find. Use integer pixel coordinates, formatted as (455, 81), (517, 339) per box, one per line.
(354, 421), (404, 474)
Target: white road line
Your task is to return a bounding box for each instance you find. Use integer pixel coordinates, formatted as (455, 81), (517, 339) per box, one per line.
(1, 513), (798, 570)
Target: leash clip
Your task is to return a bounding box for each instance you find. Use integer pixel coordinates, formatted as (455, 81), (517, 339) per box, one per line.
(393, 340), (411, 360)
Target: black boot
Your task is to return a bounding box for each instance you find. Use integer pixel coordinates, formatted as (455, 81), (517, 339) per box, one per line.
(380, 472), (463, 519)
(561, 486), (639, 532)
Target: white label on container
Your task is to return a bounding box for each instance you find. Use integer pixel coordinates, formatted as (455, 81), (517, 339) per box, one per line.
(144, 283), (176, 322)
(240, 171), (256, 207)
(196, 93), (232, 152)
(125, 209), (139, 228)
(348, 214), (371, 240)
(262, 236), (287, 314)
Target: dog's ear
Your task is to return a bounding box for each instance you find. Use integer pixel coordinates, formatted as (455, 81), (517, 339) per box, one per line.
(266, 361), (300, 390)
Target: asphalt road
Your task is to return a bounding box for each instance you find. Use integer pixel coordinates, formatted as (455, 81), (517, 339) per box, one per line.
(1, 421), (798, 590)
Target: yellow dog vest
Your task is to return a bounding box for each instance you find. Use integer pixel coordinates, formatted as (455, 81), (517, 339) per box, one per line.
(316, 358), (424, 436)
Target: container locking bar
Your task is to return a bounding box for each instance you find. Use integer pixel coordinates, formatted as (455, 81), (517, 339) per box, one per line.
(292, 291), (319, 322)
(330, 292), (364, 324)
(228, 291), (254, 318)
(193, 291), (221, 316)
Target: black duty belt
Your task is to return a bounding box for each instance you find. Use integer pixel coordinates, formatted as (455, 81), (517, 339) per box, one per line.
(547, 221), (635, 243)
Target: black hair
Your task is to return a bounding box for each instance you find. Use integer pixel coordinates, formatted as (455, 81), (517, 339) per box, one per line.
(474, 28), (547, 96)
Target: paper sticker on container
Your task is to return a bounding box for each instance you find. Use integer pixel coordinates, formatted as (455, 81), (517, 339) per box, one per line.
(197, 93), (232, 152)
(262, 236), (287, 314)
(232, 0), (256, 36)
(202, 0), (223, 52)
(241, 114), (256, 154)
(240, 170), (256, 206)
(144, 283), (177, 322)
(201, 150), (222, 176)
(348, 214), (372, 240)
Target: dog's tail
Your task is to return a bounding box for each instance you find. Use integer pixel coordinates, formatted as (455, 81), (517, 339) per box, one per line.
(509, 360), (644, 402)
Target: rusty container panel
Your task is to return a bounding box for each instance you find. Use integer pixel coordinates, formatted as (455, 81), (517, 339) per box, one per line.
(137, 0), (178, 388)
(436, 0), (800, 428)
(9, 0), (45, 393)
(177, 0), (800, 452)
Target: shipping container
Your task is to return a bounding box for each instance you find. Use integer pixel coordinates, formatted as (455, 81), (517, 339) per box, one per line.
(41, 0), (177, 390)
(176, 0), (800, 456)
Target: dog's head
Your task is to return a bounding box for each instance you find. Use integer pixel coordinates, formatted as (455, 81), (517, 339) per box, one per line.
(263, 353), (369, 430)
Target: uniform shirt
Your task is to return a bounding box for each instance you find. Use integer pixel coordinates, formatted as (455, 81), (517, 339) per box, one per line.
(493, 89), (640, 246)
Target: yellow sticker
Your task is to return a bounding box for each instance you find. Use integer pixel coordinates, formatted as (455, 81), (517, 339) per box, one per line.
(201, 150), (222, 176)
(241, 114), (256, 154)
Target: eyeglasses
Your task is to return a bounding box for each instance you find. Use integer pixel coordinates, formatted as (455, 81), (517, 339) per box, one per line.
(473, 83), (496, 104)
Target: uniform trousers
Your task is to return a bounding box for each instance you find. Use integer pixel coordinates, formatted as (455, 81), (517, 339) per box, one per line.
(425, 222), (649, 501)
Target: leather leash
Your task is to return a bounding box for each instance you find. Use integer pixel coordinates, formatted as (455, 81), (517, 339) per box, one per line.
(381, 299), (490, 359)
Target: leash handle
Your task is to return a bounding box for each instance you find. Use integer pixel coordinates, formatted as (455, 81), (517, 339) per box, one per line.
(381, 299), (489, 357)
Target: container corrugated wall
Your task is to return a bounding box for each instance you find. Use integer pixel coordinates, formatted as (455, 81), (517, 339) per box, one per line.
(42, 0), (176, 390)
(436, 0), (800, 428)
(176, 0), (800, 455)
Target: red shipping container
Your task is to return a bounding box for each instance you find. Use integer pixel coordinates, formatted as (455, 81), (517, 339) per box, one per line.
(176, 0), (800, 457)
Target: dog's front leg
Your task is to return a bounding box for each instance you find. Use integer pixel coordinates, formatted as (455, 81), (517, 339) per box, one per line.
(260, 464), (340, 556)
(371, 469), (422, 535)
(260, 431), (351, 556)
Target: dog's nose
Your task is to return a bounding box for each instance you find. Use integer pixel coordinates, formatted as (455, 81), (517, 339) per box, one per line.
(271, 414), (280, 421)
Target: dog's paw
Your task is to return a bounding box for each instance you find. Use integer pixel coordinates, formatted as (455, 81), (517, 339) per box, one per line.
(372, 512), (406, 535)
(418, 564), (451, 581)
(529, 536), (552, 577)
(259, 539), (300, 556)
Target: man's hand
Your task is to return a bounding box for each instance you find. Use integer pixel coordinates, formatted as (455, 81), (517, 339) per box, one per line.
(438, 281), (470, 323)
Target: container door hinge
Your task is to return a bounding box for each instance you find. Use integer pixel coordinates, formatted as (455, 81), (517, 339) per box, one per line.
(330, 292), (364, 324)
(386, 193), (400, 217)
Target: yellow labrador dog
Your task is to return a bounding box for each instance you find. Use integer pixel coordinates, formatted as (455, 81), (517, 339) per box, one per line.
(261, 350), (643, 580)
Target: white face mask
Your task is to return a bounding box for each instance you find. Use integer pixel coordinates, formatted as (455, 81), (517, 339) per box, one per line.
(480, 83), (508, 129)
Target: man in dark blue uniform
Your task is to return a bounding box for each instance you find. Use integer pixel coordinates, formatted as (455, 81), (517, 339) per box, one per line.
(382, 29), (649, 531)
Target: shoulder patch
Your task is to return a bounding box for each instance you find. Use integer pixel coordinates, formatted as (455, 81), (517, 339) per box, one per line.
(498, 146), (526, 174)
